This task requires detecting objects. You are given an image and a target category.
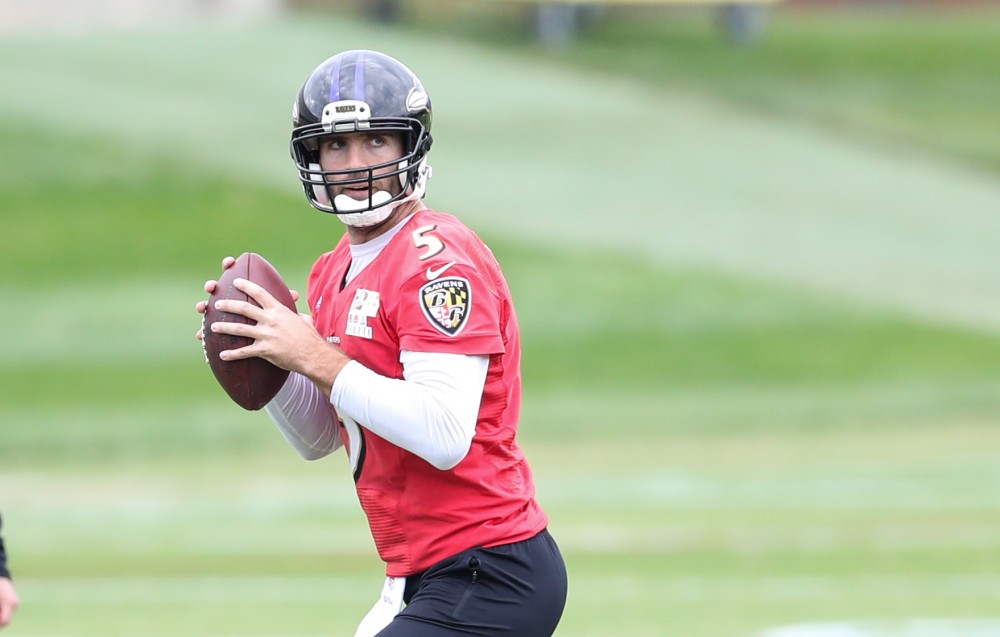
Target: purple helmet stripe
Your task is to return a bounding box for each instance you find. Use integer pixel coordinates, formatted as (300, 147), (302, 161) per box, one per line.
(354, 51), (366, 101)
(328, 56), (342, 102)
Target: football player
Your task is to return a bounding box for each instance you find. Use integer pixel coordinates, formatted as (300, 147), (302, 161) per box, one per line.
(197, 50), (566, 637)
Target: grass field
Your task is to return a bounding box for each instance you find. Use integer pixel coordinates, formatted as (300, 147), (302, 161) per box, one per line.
(1, 5), (999, 637)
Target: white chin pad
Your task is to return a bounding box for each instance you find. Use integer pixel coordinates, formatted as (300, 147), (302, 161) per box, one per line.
(335, 191), (396, 228)
(334, 190), (391, 212)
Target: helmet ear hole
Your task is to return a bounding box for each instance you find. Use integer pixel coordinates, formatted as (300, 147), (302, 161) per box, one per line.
(307, 163), (330, 204)
(397, 160), (409, 191)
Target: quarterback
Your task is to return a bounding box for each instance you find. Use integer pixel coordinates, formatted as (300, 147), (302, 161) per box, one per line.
(197, 50), (567, 636)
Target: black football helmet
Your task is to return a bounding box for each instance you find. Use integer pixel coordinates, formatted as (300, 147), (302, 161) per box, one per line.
(290, 49), (433, 226)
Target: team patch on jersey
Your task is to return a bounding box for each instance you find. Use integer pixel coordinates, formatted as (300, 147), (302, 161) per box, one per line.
(419, 277), (471, 336)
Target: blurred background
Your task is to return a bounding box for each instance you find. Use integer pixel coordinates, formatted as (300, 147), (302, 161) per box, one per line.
(1, 1), (999, 635)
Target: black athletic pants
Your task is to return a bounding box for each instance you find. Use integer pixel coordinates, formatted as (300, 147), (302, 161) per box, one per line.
(377, 529), (567, 636)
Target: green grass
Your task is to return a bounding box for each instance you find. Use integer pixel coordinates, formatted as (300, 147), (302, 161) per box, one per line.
(564, 7), (1000, 170)
(4, 115), (1000, 636)
(2, 7), (999, 637)
(0, 125), (329, 285)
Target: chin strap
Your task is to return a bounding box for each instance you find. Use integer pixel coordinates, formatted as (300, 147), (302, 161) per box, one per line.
(336, 159), (431, 227)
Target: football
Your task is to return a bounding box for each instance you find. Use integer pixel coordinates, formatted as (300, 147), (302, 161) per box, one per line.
(203, 252), (296, 411)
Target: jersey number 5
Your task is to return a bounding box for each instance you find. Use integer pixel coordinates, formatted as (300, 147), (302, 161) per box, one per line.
(412, 224), (444, 261)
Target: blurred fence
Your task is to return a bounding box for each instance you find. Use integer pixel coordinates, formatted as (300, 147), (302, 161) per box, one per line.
(361, 0), (780, 44)
(0, 0), (779, 44)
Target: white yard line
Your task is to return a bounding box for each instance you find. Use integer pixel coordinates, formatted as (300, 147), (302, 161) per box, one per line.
(759, 619), (1000, 637)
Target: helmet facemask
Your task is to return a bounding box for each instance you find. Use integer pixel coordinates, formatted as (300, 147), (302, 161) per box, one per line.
(292, 118), (431, 227)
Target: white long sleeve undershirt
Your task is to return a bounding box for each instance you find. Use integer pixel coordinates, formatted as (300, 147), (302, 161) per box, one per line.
(264, 371), (341, 460)
(265, 351), (489, 470)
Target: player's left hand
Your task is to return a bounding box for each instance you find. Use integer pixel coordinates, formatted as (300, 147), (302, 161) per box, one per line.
(208, 277), (323, 372)
(193, 256), (301, 343)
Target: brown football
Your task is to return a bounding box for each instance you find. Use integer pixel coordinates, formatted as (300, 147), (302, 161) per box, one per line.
(203, 252), (296, 410)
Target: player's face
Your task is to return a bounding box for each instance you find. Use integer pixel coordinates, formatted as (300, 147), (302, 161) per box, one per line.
(318, 131), (405, 201)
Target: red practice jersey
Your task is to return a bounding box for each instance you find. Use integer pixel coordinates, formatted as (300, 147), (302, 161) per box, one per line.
(308, 209), (549, 577)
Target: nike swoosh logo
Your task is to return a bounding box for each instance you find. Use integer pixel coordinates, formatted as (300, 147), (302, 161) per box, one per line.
(426, 260), (457, 280)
